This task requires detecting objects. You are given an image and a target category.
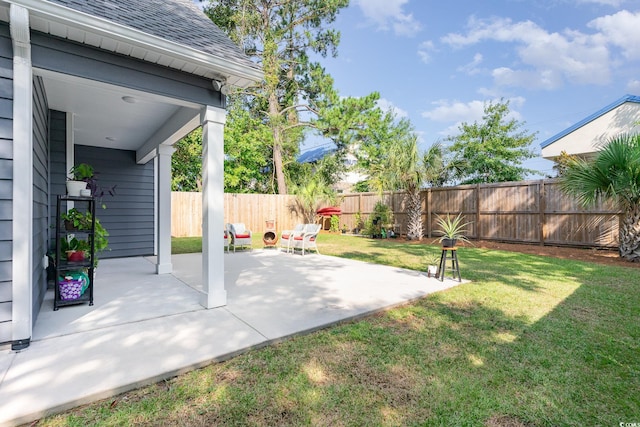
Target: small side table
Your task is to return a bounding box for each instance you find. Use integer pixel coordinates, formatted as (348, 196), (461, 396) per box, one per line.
(438, 247), (461, 282)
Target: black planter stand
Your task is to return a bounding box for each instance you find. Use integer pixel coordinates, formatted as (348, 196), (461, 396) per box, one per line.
(54, 195), (96, 310)
(438, 246), (461, 282)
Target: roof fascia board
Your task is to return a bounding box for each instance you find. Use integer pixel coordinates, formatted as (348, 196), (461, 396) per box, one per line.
(9, 0), (262, 86)
(540, 94), (640, 149)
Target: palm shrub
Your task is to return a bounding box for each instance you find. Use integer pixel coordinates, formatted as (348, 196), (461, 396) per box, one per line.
(384, 137), (448, 240)
(559, 133), (640, 261)
(290, 177), (336, 224)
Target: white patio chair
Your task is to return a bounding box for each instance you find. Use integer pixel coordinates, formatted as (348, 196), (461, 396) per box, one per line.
(223, 225), (230, 253)
(228, 223), (252, 252)
(279, 223), (304, 253)
(292, 223), (321, 255)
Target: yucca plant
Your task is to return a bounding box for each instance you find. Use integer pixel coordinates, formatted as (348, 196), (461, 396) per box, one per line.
(435, 213), (472, 246)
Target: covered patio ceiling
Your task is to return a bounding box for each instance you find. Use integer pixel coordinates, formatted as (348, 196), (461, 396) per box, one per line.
(37, 69), (202, 160)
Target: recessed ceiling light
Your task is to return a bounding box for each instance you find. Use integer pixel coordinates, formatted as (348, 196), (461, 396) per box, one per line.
(121, 96), (137, 104)
(106, 136), (116, 141)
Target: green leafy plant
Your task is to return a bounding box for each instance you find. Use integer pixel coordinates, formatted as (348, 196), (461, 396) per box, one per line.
(364, 201), (394, 237)
(60, 208), (88, 230)
(59, 209), (109, 266)
(354, 211), (363, 229)
(68, 163), (94, 181)
(68, 163), (117, 202)
(329, 215), (340, 232)
(434, 213), (472, 244)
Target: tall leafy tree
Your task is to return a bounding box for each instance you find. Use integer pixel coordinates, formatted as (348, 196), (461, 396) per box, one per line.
(447, 99), (537, 184)
(224, 96), (273, 192)
(357, 112), (414, 193)
(559, 134), (640, 262)
(551, 150), (578, 177)
(204, 0), (349, 194)
(172, 128), (203, 191)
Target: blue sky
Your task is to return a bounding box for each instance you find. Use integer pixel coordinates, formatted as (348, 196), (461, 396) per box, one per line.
(306, 0), (640, 177)
(196, 0), (640, 178)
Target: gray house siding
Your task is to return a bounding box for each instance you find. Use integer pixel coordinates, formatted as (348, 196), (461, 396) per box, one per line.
(0, 23), (12, 344)
(32, 77), (49, 324)
(75, 146), (155, 258)
(48, 110), (66, 244)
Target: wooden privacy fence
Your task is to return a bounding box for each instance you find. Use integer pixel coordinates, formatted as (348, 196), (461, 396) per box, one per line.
(172, 192), (303, 237)
(338, 179), (620, 248)
(172, 179), (621, 248)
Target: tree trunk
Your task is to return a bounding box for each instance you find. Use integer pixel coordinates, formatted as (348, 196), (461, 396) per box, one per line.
(268, 91), (287, 195)
(405, 189), (423, 240)
(619, 203), (640, 262)
(272, 131), (287, 194)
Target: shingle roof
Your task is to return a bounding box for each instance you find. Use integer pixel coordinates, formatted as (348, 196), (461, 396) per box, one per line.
(540, 94), (640, 149)
(46, 0), (260, 74)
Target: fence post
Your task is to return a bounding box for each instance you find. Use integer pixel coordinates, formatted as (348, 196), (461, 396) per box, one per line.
(539, 179), (546, 246)
(476, 183), (481, 240)
(426, 188), (432, 238)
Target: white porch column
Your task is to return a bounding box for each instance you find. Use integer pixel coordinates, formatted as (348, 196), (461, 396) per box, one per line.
(10, 4), (33, 350)
(200, 105), (226, 308)
(156, 144), (175, 274)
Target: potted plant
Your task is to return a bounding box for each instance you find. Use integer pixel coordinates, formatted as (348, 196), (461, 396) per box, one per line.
(67, 163), (117, 201)
(353, 211), (363, 234)
(59, 208), (110, 266)
(61, 235), (86, 262)
(66, 163), (93, 196)
(426, 255), (440, 278)
(435, 213), (472, 248)
(60, 208), (88, 231)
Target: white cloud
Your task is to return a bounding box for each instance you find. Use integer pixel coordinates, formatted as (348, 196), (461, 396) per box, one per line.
(377, 98), (409, 118)
(457, 53), (484, 75)
(627, 79), (640, 93)
(421, 97), (525, 136)
(421, 99), (486, 123)
(589, 10), (640, 60)
(492, 67), (564, 90)
(577, 0), (623, 6)
(353, 0), (422, 37)
(441, 15), (613, 89)
(417, 40), (435, 63)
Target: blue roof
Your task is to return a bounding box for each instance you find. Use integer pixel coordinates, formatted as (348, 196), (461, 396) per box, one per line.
(298, 145), (336, 163)
(540, 94), (640, 149)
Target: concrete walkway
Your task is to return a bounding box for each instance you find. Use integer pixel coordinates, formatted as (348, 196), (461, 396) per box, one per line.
(0, 250), (462, 426)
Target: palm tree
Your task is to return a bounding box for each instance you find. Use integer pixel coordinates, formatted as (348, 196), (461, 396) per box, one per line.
(559, 133), (640, 262)
(289, 177), (336, 224)
(385, 138), (448, 240)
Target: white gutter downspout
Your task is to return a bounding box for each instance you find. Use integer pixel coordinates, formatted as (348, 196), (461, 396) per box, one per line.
(10, 4), (33, 350)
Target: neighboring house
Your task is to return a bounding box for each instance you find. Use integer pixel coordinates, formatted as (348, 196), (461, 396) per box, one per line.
(0, 0), (261, 349)
(298, 145), (367, 193)
(540, 94), (640, 160)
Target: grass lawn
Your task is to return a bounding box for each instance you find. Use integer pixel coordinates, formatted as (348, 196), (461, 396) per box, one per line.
(43, 233), (639, 426)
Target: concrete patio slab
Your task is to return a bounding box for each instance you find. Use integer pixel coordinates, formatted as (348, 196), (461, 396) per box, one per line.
(0, 251), (463, 426)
